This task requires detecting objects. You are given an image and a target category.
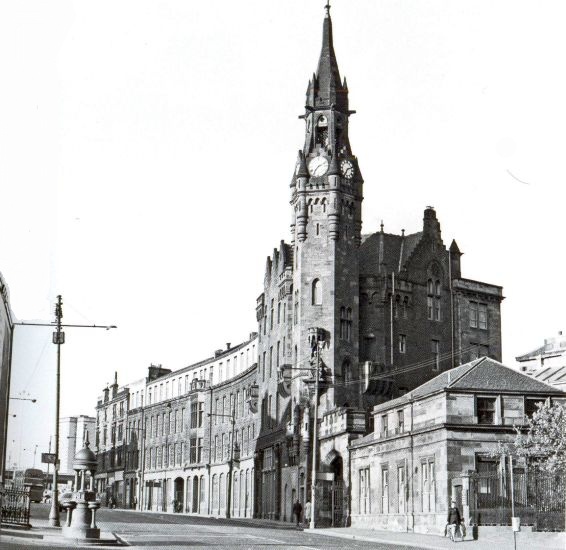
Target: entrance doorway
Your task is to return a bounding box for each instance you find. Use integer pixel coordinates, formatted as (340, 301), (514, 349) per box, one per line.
(192, 476), (199, 513)
(174, 477), (184, 513)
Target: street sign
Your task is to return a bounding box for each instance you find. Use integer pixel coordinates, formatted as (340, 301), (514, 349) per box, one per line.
(316, 472), (334, 481)
(41, 453), (57, 464)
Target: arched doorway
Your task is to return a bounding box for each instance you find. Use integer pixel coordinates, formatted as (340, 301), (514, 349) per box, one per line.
(192, 476), (199, 513)
(317, 451), (345, 527)
(174, 477), (184, 513)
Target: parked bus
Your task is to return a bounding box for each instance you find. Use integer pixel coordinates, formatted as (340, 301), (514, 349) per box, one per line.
(13, 468), (45, 503)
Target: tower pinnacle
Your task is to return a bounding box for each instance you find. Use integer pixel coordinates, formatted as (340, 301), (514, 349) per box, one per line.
(308, 2), (347, 111)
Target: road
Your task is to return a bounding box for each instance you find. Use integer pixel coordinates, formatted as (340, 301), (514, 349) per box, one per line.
(0, 503), (428, 549)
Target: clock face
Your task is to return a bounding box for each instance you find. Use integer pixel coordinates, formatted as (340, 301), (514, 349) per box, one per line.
(308, 156), (329, 177)
(341, 160), (354, 179)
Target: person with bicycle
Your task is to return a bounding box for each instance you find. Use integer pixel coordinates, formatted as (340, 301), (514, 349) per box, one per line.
(446, 499), (463, 541)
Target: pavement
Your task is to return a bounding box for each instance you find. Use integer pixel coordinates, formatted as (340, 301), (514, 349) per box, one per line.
(310, 526), (566, 550)
(1, 517), (121, 547)
(1, 504), (564, 549)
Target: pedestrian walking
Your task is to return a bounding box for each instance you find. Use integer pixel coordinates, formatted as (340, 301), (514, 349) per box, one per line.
(292, 500), (303, 527)
(304, 499), (312, 526)
(445, 499), (463, 542)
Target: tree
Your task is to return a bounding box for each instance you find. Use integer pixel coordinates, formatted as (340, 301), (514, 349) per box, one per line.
(509, 400), (566, 474)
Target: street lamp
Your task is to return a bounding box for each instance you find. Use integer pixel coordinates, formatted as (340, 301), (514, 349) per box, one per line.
(307, 328), (326, 530)
(10, 397), (37, 403)
(277, 327), (326, 529)
(207, 397), (239, 519)
(124, 423), (146, 510)
(13, 294), (117, 527)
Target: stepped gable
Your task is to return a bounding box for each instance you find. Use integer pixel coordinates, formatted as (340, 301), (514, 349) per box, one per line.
(359, 230), (423, 275)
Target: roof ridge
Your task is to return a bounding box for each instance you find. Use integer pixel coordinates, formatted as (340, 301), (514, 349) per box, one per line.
(446, 357), (486, 388)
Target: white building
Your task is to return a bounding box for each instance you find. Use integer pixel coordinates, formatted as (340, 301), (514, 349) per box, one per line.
(515, 331), (566, 391)
(59, 415), (96, 475)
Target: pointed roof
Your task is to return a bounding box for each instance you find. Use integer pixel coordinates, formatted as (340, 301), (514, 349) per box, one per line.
(374, 357), (566, 413)
(449, 239), (461, 255)
(308, 4), (348, 110)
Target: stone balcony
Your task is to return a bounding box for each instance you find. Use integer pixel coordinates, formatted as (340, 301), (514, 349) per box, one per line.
(319, 407), (367, 440)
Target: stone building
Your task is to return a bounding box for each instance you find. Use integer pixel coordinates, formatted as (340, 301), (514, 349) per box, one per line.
(253, 5), (503, 525)
(93, 5), (507, 525)
(94, 336), (259, 512)
(514, 331), (566, 391)
(94, 372), (132, 505)
(0, 272), (14, 495)
(349, 358), (566, 533)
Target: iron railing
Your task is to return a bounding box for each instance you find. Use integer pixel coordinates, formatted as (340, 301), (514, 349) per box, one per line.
(470, 471), (565, 531)
(1, 486), (31, 527)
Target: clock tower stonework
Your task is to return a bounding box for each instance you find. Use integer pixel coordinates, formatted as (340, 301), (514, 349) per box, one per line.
(254, 3), (503, 526)
(291, 5), (363, 412)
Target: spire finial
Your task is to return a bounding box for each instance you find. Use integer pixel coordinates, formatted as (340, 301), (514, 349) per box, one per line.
(325, 2), (331, 17)
(380, 220), (384, 233)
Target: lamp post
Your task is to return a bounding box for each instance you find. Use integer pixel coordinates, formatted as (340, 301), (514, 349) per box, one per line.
(207, 396), (238, 519)
(124, 423), (145, 510)
(9, 397), (37, 402)
(309, 338), (322, 530)
(13, 294), (117, 527)
(49, 295), (63, 526)
(279, 327), (326, 529)
(33, 444), (39, 468)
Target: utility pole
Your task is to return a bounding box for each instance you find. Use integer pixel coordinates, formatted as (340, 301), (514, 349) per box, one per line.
(48, 295), (63, 527)
(207, 402), (238, 519)
(309, 339), (320, 530)
(46, 436), (52, 483)
(139, 411), (146, 511)
(226, 397), (237, 519)
(12, 295), (117, 528)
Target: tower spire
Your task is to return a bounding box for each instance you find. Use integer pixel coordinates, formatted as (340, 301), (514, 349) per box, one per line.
(308, 2), (347, 111)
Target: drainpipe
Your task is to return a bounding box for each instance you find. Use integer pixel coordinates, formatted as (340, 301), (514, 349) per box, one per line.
(390, 272), (395, 366)
(409, 397), (415, 532)
(449, 250), (455, 368)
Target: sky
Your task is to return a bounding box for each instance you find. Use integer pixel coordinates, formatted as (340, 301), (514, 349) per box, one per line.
(2, 0), (566, 469)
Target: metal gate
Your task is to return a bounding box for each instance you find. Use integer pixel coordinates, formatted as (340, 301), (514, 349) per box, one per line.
(316, 480), (345, 527)
(470, 471), (565, 531)
(1, 486), (31, 527)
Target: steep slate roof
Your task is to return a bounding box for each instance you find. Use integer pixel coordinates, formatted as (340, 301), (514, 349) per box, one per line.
(530, 365), (566, 386)
(374, 357), (565, 413)
(359, 231), (423, 275)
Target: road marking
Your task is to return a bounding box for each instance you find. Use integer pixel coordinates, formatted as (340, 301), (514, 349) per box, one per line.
(118, 533), (235, 538)
(245, 533), (319, 548)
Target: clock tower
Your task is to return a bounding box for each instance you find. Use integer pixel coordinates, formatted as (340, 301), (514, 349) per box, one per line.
(290, 2), (363, 411)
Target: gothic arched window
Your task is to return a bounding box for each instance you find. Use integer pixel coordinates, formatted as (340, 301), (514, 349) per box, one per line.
(343, 359), (352, 383)
(312, 279), (322, 305)
(427, 278), (441, 321)
(340, 307), (352, 341)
